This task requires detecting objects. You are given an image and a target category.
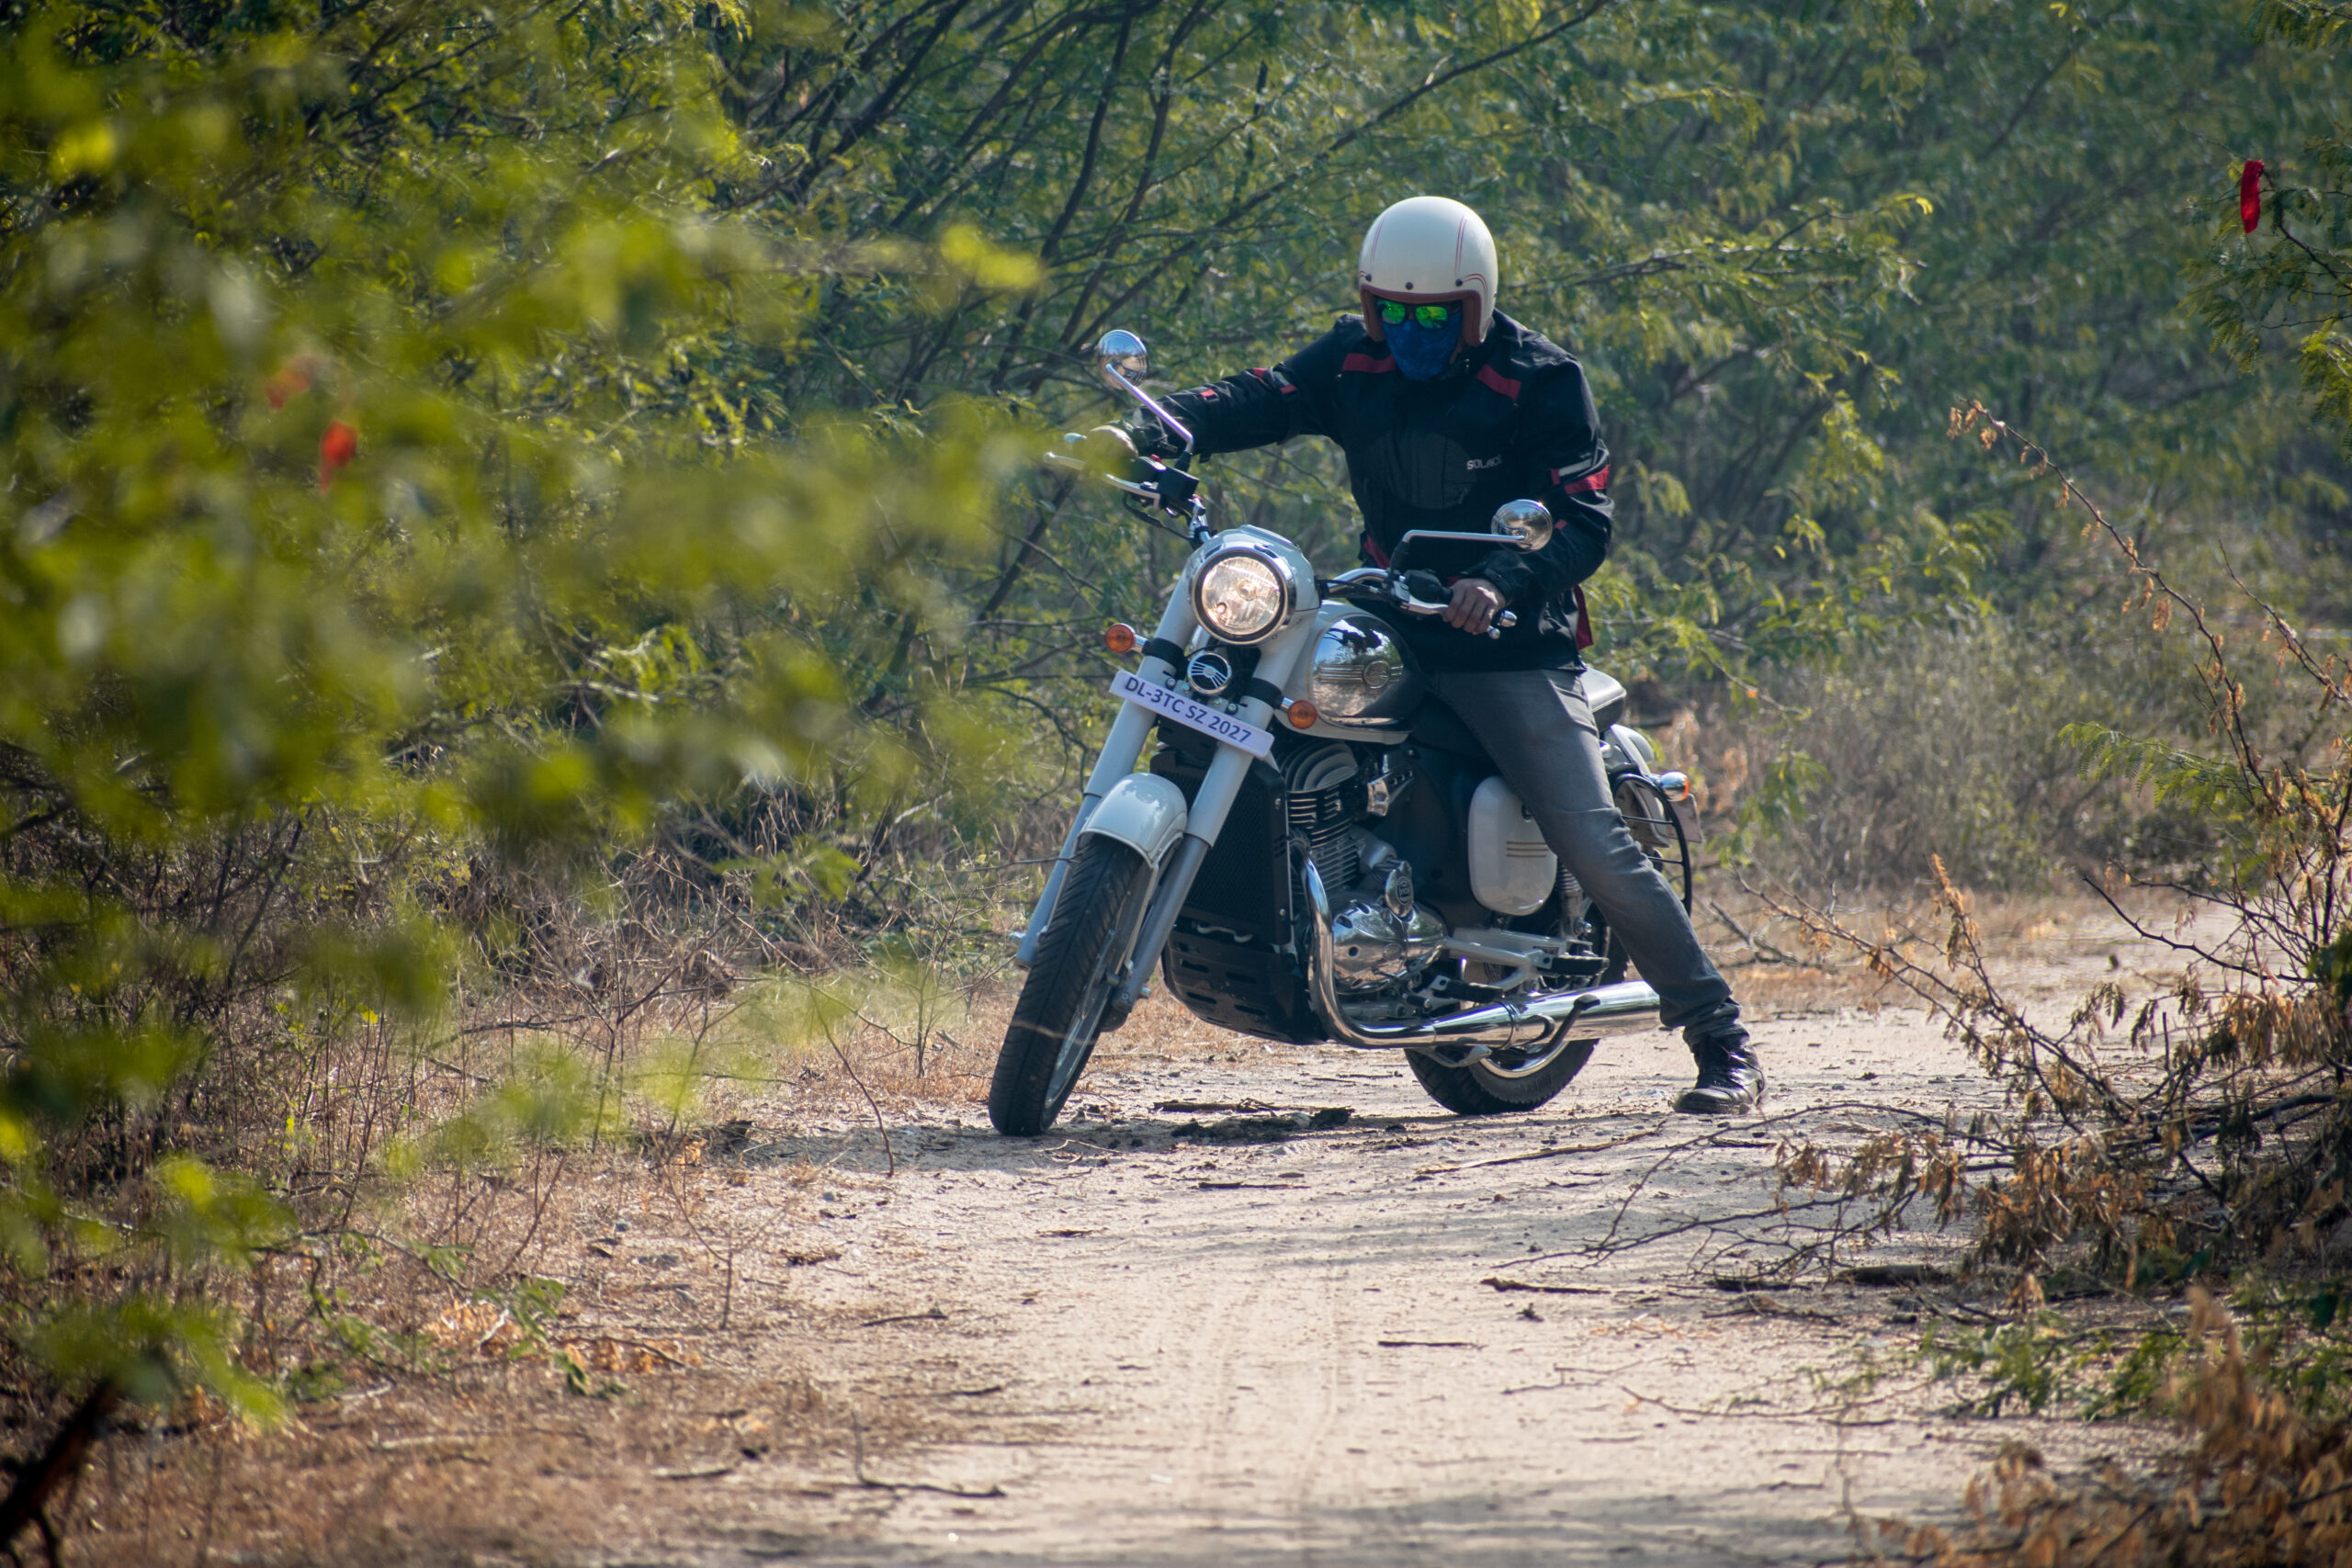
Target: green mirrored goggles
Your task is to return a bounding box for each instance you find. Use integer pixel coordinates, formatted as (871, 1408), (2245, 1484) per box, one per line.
(1375, 297), (1461, 332)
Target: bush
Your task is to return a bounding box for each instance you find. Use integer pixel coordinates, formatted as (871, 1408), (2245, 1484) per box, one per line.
(0, 0), (1025, 1497)
(1697, 614), (2216, 895)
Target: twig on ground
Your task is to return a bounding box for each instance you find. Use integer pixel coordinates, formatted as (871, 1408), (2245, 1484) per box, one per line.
(848, 1411), (1005, 1498)
(859, 1307), (948, 1328)
(1416, 1125), (1667, 1175)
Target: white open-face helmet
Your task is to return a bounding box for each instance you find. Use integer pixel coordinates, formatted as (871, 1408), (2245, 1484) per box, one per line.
(1356, 196), (1498, 350)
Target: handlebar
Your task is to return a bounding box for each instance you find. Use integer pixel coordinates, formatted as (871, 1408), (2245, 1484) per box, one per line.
(1044, 441), (1212, 545)
(1388, 587), (1517, 632)
(1047, 440), (1516, 639)
(1043, 446), (1154, 499)
(1331, 568), (1514, 638)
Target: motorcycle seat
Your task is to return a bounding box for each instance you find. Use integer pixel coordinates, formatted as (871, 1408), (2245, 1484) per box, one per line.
(1408, 668), (1627, 768)
(1583, 668), (1629, 731)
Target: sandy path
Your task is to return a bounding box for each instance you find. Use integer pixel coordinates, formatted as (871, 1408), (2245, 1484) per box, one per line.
(649, 933), (2160, 1568)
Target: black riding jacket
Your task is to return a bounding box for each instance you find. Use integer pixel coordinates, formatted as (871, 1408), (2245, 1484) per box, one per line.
(1152, 310), (1611, 672)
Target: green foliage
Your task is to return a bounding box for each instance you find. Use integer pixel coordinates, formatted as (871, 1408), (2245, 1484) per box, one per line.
(1921, 1314), (2105, 1418)
(1717, 750), (1831, 868)
(778, 0), (2352, 695)
(2308, 923), (2352, 1007)
(1923, 1281), (2352, 1428)
(2188, 0), (2352, 452)
(2062, 724), (2257, 815)
(0, 0), (1024, 1420)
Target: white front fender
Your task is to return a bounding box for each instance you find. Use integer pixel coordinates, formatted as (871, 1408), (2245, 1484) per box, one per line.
(1077, 773), (1190, 867)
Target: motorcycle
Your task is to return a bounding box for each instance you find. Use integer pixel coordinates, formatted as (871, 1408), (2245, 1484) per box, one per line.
(989, 330), (1702, 1136)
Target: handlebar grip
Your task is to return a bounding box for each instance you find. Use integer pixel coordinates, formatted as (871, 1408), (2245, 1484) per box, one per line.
(1044, 441), (1159, 500)
(1391, 592), (1518, 626)
(1390, 594), (1519, 638)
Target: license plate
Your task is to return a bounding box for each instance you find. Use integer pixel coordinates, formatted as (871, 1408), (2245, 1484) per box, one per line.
(1111, 669), (1273, 758)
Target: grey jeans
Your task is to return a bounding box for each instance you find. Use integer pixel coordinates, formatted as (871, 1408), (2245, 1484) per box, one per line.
(1424, 668), (1743, 1046)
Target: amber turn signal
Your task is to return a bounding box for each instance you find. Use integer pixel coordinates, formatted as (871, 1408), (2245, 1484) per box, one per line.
(1285, 700), (1319, 730)
(1655, 770), (1691, 801)
(1103, 622), (1138, 655)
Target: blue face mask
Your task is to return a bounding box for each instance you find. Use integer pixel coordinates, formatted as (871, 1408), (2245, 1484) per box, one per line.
(1384, 309), (1463, 380)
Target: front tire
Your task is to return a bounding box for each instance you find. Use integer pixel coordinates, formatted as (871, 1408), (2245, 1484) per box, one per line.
(990, 837), (1155, 1135)
(1407, 1036), (1596, 1115)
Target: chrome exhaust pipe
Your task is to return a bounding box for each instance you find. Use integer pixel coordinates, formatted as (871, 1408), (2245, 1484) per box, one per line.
(1301, 859), (1664, 1055)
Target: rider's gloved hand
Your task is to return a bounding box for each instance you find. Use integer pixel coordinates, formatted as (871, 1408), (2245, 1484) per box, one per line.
(1079, 423), (1143, 478)
(1442, 577), (1506, 636)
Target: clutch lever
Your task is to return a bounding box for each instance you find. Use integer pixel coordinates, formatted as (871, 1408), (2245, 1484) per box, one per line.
(1044, 441), (1212, 546)
(1044, 444), (1157, 501)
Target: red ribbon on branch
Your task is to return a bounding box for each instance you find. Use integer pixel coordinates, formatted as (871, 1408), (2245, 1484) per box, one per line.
(2241, 159), (2265, 233)
(319, 419), (358, 491)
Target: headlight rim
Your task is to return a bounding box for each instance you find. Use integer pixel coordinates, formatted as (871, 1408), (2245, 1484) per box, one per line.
(1189, 545), (1297, 646)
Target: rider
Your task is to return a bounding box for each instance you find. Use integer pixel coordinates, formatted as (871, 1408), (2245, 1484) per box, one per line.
(1118, 195), (1763, 1114)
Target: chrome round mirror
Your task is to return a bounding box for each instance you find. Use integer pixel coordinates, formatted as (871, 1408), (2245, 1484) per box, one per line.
(1096, 330), (1149, 387)
(1490, 498), (1554, 552)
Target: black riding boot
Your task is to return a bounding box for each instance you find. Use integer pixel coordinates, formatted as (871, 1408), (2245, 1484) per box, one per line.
(1675, 1027), (1765, 1114)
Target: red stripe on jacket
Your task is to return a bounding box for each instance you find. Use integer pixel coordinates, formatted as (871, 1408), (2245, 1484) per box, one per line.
(1340, 353), (1396, 374)
(1476, 364), (1521, 400)
(1552, 464), (1610, 496)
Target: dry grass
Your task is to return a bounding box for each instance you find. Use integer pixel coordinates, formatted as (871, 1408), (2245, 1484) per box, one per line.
(43, 1115), (978, 1567)
(1876, 1291), (2352, 1567)
(1698, 884), (2161, 1021)
(25, 978), (1011, 1568)
(71, 1368), (830, 1567)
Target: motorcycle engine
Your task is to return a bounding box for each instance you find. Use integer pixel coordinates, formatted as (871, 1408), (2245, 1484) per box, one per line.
(1329, 846), (1446, 993)
(1283, 744), (1362, 894)
(1284, 743), (1443, 995)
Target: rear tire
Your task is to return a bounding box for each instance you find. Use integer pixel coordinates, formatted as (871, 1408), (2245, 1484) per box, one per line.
(1407, 1036), (1596, 1115)
(989, 837), (1155, 1136)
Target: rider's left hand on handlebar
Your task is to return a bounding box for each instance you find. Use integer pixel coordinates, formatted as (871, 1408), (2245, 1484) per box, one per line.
(1442, 577), (1507, 636)
(1080, 424), (1141, 476)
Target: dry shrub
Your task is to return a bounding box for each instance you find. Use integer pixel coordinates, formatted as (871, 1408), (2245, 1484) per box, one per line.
(1763, 409), (2352, 1288)
(1759, 411), (2352, 1563)
(1892, 1289), (2352, 1566)
(1681, 614), (2211, 897)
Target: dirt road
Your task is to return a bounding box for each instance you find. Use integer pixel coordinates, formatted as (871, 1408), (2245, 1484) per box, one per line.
(644, 958), (2148, 1567)
(39, 902), (2188, 1566)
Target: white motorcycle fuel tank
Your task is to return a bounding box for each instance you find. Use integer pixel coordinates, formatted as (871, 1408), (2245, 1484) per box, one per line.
(1466, 775), (1556, 916)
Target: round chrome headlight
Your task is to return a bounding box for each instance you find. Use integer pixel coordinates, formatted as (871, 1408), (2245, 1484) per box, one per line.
(1191, 547), (1294, 644)
(1308, 616), (1404, 717)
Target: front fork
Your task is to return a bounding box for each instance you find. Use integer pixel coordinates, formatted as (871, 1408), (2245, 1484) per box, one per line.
(1015, 605), (1313, 1011)
(1013, 592), (1197, 968)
